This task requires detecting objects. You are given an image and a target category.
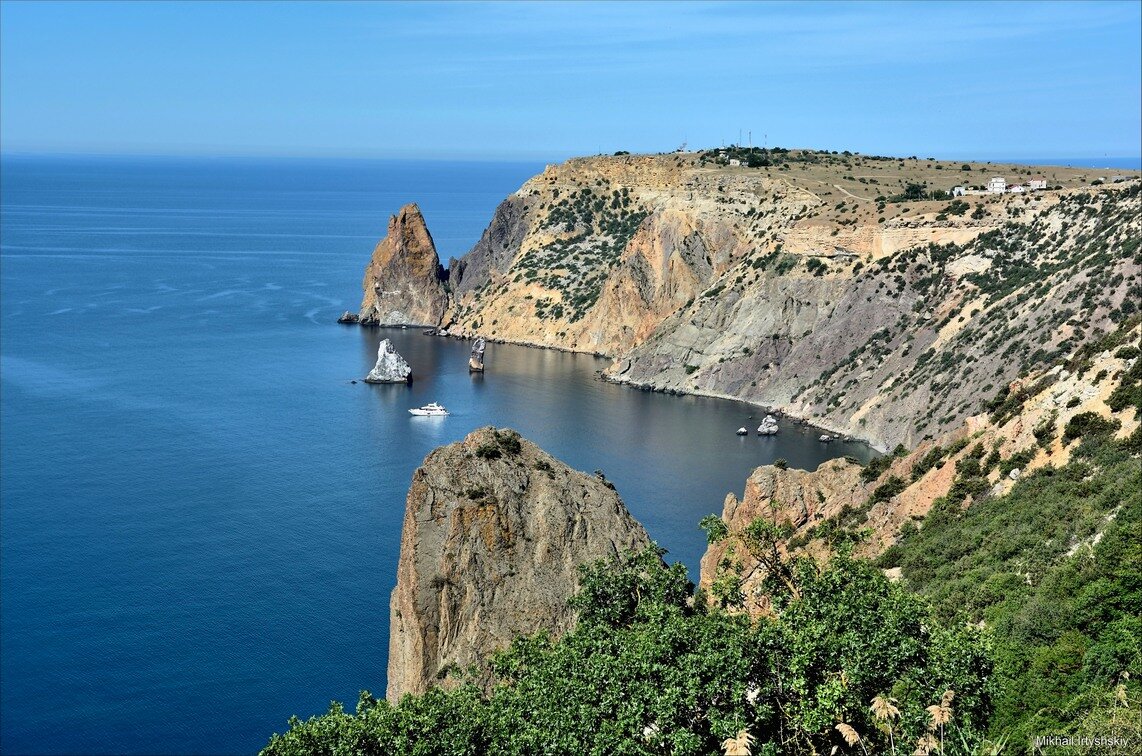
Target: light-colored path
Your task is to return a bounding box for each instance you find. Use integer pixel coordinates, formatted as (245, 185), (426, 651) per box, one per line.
(832, 183), (872, 202)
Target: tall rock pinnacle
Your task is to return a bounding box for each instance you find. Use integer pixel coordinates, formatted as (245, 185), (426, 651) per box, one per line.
(358, 203), (449, 327)
(387, 427), (652, 700)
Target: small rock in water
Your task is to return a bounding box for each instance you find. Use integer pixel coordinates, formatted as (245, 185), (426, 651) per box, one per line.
(364, 338), (413, 383)
(337, 311), (360, 324)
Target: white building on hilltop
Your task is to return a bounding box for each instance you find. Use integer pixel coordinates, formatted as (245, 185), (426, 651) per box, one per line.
(987, 176), (1007, 193)
(1028, 176), (1047, 190)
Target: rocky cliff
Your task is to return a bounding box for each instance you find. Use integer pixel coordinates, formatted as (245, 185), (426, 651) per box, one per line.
(698, 323), (1141, 616)
(354, 152), (1139, 450)
(357, 203), (449, 326)
(386, 427), (651, 700)
(611, 184), (1139, 451)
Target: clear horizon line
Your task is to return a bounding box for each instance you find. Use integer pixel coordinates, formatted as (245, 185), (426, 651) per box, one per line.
(0, 148), (559, 164)
(1, 148), (1139, 167)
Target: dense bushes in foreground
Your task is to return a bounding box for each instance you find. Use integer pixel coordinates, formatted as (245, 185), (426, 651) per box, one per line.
(263, 549), (990, 756)
(881, 434), (1141, 752)
(264, 434), (1140, 756)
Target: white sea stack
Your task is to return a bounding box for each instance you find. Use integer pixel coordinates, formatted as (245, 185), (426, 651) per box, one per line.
(365, 338), (412, 383)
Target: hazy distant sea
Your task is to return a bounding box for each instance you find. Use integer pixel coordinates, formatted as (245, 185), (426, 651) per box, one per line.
(0, 156), (874, 755)
(987, 156), (1141, 170)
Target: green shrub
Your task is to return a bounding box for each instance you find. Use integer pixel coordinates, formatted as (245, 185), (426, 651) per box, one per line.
(870, 475), (907, 503)
(890, 436), (1140, 747)
(999, 449), (1035, 476)
(474, 443), (502, 460)
(1113, 345), (1139, 360)
(262, 549), (993, 756)
(861, 444), (906, 482)
(493, 430), (522, 455)
(911, 445), (948, 481)
(1033, 411), (1059, 448)
(1106, 359), (1142, 418)
(1063, 412), (1121, 443)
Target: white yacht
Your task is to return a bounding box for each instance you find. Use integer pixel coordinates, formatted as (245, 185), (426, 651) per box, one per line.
(409, 402), (449, 416)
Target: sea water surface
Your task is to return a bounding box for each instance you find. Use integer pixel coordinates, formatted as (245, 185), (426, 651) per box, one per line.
(0, 156), (872, 755)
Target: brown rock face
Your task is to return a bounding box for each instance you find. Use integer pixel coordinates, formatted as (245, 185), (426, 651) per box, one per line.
(422, 155), (1139, 451)
(386, 427), (651, 701)
(698, 458), (867, 616)
(699, 330), (1141, 617)
(358, 203), (448, 326)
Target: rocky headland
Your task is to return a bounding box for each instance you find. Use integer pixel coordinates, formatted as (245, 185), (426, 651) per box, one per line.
(386, 426), (651, 700)
(347, 150), (1140, 451)
(271, 150), (1141, 753)
(349, 150), (1141, 690)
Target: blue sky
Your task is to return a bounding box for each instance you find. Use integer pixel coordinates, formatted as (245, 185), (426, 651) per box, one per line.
(1, 1), (1139, 160)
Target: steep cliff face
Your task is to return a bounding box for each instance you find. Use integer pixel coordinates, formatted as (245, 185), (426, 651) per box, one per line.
(353, 153), (1139, 449)
(387, 427), (651, 701)
(448, 194), (536, 297)
(698, 327), (1141, 617)
(444, 156), (825, 354)
(613, 186), (1140, 450)
(358, 203), (449, 326)
(439, 154), (1138, 450)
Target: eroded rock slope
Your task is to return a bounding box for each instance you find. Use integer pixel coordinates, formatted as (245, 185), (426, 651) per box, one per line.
(698, 324), (1141, 617)
(387, 427), (651, 700)
(354, 153), (1140, 449)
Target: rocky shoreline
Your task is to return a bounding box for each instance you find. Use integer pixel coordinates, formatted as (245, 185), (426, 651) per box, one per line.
(349, 320), (883, 450)
(341, 154), (1139, 452)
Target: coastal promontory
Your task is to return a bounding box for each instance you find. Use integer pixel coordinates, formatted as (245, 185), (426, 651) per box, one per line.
(386, 426), (652, 700)
(350, 151), (1140, 451)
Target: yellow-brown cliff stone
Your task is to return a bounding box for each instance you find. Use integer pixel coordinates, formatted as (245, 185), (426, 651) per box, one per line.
(387, 427), (651, 701)
(358, 203), (448, 326)
(698, 331), (1140, 617)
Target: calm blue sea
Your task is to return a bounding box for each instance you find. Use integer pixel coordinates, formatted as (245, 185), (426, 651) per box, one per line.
(986, 156), (1142, 170)
(0, 156), (873, 755)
